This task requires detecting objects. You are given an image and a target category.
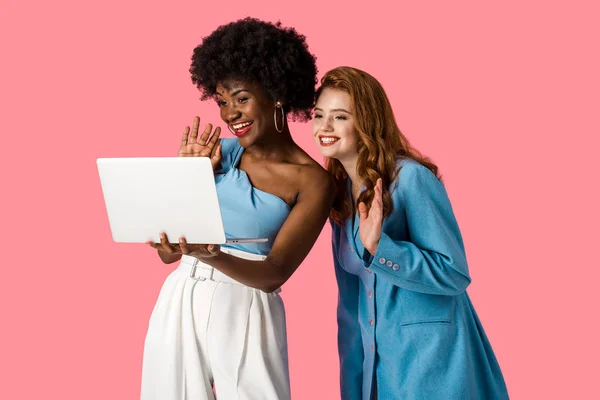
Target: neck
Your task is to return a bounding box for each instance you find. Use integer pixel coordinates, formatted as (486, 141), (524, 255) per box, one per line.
(338, 154), (361, 191)
(245, 125), (295, 159)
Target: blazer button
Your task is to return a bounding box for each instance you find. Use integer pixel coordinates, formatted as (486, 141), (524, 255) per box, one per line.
(386, 260), (393, 267)
(379, 257), (386, 265)
(392, 264), (399, 270)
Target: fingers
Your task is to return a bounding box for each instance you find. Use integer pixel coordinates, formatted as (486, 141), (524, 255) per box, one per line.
(372, 179), (384, 222)
(198, 122), (213, 145)
(208, 244), (220, 256)
(209, 129), (222, 159)
(149, 235), (224, 257)
(181, 126), (190, 146)
(358, 179), (384, 221)
(182, 117), (218, 153)
(374, 178), (382, 198)
(159, 232), (176, 254)
(208, 126), (221, 148)
(190, 116), (200, 143)
(178, 243), (221, 258)
(211, 143), (222, 169)
(213, 142), (222, 160)
(179, 236), (190, 255)
(358, 202), (368, 221)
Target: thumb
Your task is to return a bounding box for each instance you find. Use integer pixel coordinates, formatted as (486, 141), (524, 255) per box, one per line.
(358, 202), (368, 222)
(214, 143), (222, 160)
(211, 143), (222, 168)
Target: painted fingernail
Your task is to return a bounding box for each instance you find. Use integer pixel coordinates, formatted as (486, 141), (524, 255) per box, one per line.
(208, 245), (214, 251)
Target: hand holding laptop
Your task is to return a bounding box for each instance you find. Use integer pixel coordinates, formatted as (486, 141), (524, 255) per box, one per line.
(147, 232), (221, 259)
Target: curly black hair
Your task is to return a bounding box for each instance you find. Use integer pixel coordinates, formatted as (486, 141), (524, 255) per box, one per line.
(190, 18), (318, 121)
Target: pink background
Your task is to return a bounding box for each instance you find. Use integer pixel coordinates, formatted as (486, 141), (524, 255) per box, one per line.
(1, 0), (599, 398)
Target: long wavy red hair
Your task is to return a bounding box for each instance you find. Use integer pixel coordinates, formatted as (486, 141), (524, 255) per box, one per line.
(316, 66), (441, 225)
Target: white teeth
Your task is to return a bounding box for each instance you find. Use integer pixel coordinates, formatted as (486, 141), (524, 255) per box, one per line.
(232, 122), (252, 130)
(320, 137), (339, 143)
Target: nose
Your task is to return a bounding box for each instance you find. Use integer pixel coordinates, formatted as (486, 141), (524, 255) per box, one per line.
(320, 116), (334, 132)
(223, 104), (241, 123)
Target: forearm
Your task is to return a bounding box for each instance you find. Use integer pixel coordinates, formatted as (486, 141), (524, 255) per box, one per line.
(204, 252), (284, 293)
(362, 232), (470, 295)
(196, 168), (334, 292)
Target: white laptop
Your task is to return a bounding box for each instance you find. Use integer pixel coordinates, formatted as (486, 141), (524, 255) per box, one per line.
(97, 157), (268, 245)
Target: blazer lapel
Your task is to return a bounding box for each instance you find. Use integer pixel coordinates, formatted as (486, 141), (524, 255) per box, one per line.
(346, 178), (363, 255)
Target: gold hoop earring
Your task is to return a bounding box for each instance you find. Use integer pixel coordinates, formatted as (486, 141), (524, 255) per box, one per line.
(274, 102), (285, 133)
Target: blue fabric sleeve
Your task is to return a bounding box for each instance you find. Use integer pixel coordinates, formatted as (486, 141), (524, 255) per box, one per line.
(364, 162), (471, 295)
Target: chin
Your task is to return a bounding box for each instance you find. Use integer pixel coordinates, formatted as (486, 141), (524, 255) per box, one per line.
(234, 130), (253, 144)
(236, 135), (253, 148)
(240, 127), (268, 147)
(318, 147), (338, 158)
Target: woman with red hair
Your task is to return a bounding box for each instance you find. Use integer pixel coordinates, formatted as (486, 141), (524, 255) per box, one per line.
(312, 66), (509, 399)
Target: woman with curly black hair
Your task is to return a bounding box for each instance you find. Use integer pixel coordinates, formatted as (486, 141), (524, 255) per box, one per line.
(140, 18), (334, 400)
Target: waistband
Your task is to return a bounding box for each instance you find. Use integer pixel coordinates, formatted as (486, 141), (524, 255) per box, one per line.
(177, 248), (280, 293)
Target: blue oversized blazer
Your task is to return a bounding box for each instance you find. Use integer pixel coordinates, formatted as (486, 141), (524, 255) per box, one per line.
(332, 159), (509, 399)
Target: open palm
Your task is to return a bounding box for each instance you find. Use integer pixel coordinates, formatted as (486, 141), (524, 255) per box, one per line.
(179, 116), (222, 169)
(358, 178), (383, 256)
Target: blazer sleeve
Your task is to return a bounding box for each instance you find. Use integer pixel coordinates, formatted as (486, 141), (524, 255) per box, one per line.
(363, 162), (472, 296)
(332, 229), (364, 399)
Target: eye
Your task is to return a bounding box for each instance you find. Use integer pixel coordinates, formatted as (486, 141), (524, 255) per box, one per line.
(335, 115), (347, 120)
(216, 100), (227, 107)
(313, 114), (323, 119)
(237, 97), (249, 104)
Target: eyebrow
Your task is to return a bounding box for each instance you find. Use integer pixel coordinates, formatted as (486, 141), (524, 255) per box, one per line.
(216, 89), (250, 97)
(314, 107), (352, 114)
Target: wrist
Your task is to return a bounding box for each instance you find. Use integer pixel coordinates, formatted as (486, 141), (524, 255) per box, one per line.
(365, 241), (379, 256)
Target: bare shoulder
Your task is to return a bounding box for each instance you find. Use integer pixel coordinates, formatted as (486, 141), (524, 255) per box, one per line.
(295, 160), (336, 201)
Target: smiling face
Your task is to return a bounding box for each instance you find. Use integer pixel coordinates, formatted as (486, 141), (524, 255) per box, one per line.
(312, 88), (360, 163)
(216, 79), (278, 146)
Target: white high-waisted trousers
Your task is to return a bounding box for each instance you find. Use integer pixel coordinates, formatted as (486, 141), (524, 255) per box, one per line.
(140, 248), (290, 400)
